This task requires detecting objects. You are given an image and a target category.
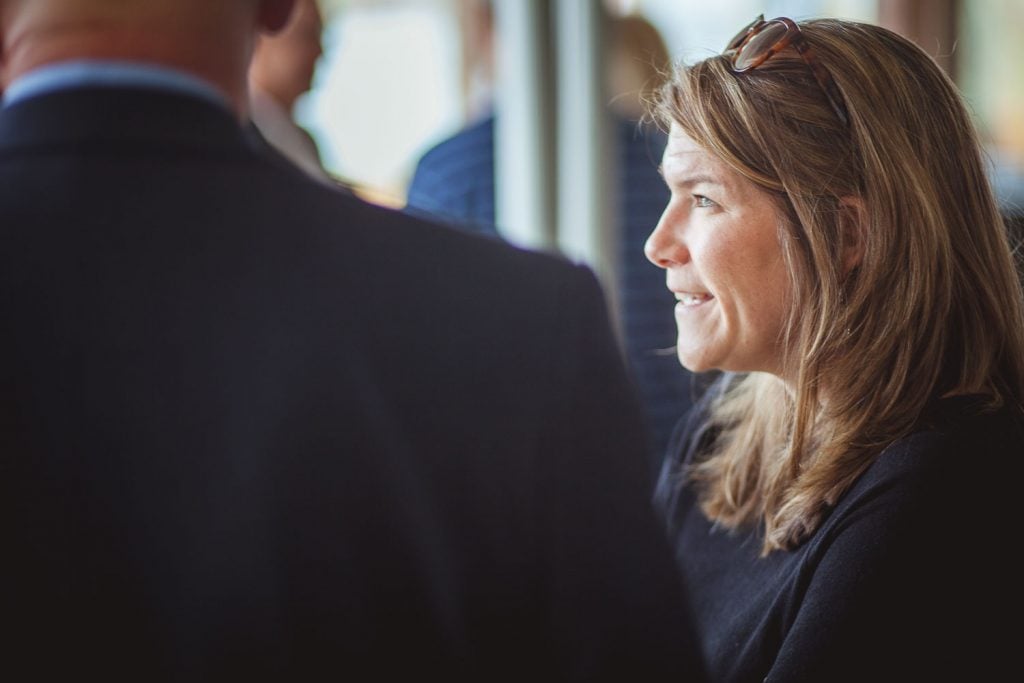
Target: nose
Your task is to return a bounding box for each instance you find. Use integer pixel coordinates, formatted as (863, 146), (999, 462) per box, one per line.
(644, 209), (688, 269)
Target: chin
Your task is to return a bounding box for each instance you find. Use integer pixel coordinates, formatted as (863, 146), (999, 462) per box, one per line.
(676, 348), (715, 374)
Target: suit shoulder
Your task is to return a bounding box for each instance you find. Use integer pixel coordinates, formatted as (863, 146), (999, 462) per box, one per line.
(416, 116), (495, 168)
(323, 190), (586, 280)
(269, 184), (602, 334)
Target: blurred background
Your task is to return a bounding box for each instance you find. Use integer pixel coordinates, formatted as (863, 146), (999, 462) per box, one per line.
(302, 0), (1023, 217)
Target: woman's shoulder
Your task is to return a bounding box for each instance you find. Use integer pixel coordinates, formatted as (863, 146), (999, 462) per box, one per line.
(820, 395), (1022, 550)
(862, 395), (1022, 482)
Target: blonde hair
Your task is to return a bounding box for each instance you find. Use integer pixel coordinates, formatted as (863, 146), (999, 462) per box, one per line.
(656, 19), (1024, 554)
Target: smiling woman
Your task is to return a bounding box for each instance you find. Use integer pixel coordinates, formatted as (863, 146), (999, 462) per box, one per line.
(648, 15), (1024, 682)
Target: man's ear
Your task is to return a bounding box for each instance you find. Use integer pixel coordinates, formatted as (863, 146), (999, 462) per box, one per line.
(257, 0), (297, 33)
(838, 196), (867, 275)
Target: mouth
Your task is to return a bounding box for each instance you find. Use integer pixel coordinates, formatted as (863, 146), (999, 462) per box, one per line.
(674, 292), (713, 307)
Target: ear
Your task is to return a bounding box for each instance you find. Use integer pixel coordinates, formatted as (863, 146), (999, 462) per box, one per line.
(257, 0), (298, 34)
(838, 196), (867, 275)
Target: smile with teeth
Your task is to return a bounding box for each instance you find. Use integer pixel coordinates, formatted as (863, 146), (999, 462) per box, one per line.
(676, 292), (713, 306)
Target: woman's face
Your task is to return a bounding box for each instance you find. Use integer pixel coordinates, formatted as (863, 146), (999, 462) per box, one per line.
(645, 124), (792, 376)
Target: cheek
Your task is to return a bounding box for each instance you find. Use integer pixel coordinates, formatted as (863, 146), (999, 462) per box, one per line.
(707, 229), (790, 323)
(697, 234), (755, 301)
(735, 254), (791, 343)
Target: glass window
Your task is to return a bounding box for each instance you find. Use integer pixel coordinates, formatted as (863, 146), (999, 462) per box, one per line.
(959, 0), (1024, 214)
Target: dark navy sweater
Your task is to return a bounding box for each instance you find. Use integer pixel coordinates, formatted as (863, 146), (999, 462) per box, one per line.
(657, 380), (1023, 682)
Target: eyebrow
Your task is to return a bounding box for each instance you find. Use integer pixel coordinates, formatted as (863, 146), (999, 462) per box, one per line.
(656, 166), (721, 188)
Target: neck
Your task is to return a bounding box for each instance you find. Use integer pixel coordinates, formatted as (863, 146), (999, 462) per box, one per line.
(250, 81), (297, 114)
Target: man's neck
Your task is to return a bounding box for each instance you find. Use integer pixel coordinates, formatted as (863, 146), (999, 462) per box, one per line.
(2, 60), (233, 111)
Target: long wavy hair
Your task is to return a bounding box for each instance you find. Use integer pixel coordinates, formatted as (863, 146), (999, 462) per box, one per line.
(656, 19), (1024, 554)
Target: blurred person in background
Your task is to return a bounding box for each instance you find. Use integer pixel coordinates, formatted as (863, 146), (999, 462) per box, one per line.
(406, 10), (694, 467)
(249, 0), (329, 180)
(646, 15), (1024, 681)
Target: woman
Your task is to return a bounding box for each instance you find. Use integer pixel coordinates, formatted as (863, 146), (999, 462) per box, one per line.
(645, 16), (1024, 682)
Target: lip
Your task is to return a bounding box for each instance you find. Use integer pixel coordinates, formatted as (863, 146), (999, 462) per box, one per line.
(672, 291), (714, 308)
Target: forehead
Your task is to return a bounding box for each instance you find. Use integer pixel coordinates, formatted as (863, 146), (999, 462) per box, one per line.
(661, 123), (783, 214)
(662, 124), (731, 175)
(662, 123), (752, 188)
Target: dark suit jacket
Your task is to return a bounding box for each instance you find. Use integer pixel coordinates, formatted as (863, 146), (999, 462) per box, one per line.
(0, 87), (702, 680)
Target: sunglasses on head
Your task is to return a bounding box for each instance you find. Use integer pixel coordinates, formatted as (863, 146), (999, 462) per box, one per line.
(723, 15), (850, 127)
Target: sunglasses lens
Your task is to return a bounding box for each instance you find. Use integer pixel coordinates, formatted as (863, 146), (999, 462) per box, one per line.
(734, 21), (789, 70)
(726, 16), (763, 51)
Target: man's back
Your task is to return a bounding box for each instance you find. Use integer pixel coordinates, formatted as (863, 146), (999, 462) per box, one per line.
(407, 116), (693, 464)
(0, 82), (698, 679)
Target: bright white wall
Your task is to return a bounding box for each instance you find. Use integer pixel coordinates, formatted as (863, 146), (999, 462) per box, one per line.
(298, 0), (463, 204)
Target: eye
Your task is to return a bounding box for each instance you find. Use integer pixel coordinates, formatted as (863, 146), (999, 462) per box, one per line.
(693, 194), (717, 208)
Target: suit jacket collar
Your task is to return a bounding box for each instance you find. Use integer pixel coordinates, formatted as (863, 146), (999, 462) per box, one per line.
(0, 86), (254, 156)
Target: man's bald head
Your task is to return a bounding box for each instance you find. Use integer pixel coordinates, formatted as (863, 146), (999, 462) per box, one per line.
(0, 0), (297, 115)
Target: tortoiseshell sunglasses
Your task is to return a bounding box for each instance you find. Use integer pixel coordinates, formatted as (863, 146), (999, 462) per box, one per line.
(724, 15), (850, 127)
